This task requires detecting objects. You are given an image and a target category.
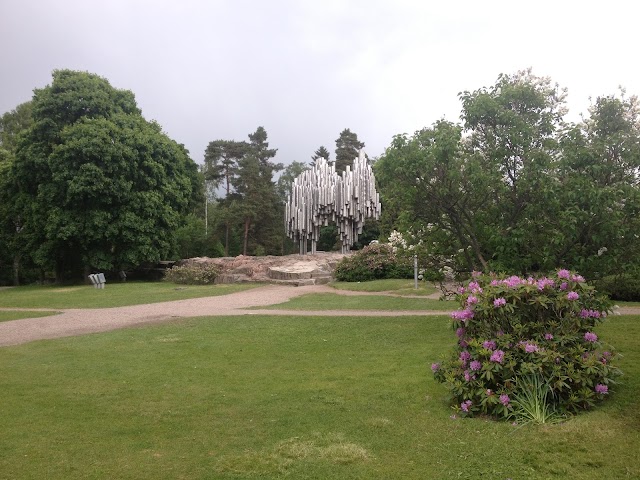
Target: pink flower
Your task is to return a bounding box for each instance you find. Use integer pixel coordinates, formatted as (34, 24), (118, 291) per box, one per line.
(490, 350), (505, 363)
(572, 274), (585, 283)
(461, 400), (472, 412)
(431, 363), (440, 373)
(451, 309), (475, 322)
(524, 342), (539, 353)
(456, 327), (466, 338)
(567, 291), (579, 301)
(486, 389), (493, 396)
(494, 297), (507, 307)
(595, 384), (608, 395)
(544, 333), (554, 340)
(559, 282), (568, 291)
(482, 340), (497, 350)
(499, 394), (510, 406)
(470, 360), (482, 371)
(584, 332), (598, 343)
(557, 269), (571, 279)
(537, 278), (555, 290)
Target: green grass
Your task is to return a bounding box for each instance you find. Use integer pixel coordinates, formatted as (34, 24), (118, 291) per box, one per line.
(0, 282), (262, 309)
(259, 292), (455, 311)
(330, 279), (438, 296)
(1, 313), (638, 479)
(0, 310), (59, 323)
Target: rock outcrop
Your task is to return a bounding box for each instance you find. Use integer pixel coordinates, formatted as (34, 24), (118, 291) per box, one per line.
(178, 252), (346, 286)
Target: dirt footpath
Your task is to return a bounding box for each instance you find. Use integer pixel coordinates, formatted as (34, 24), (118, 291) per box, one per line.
(0, 284), (451, 347)
(2, 284), (638, 348)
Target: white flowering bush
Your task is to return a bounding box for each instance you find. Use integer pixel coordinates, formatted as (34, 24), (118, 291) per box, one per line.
(164, 263), (220, 285)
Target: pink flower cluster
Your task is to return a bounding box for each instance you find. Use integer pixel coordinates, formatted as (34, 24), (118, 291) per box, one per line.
(490, 350), (505, 363)
(482, 340), (497, 350)
(595, 384), (608, 394)
(431, 363), (440, 373)
(461, 400), (472, 412)
(499, 394), (510, 406)
(536, 277), (555, 290)
(493, 297), (507, 307)
(451, 308), (475, 322)
(567, 291), (580, 301)
(584, 332), (598, 343)
(468, 281), (483, 294)
(580, 309), (602, 318)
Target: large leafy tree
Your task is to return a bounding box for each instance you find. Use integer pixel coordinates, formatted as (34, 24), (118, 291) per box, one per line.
(0, 102), (33, 284)
(376, 71), (639, 280)
(554, 93), (640, 278)
(459, 69), (566, 272)
(375, 120), (490, 271)
(12, 70), (202, 282)
(335, 128), (365, 172)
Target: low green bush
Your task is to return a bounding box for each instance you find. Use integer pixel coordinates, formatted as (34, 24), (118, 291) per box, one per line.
(164, 263), (220, 285)
(334, 243), (413, 282)
(432, 270), (622, 421)
(595, 273), (640, 301)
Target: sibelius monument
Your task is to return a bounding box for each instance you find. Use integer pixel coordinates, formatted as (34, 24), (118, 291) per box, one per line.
(285, 150), (381, 254)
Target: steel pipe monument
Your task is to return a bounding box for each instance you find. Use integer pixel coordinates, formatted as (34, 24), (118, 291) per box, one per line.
(285, 150), (381, 254)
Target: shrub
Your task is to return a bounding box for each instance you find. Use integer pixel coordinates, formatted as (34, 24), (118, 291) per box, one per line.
(164, 263), (220, 285)
(432, 270), (622, 421)
(334, 243), (412, 282)
(595, 273), (640, 302)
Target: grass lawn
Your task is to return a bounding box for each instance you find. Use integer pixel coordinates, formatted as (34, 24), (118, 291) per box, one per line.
(0, 310), (59, 323)
(330, 278), (438, 296)
(1, 312), (638, 479)
(260, 292), (454, 311)
(0, 282), (262, 309)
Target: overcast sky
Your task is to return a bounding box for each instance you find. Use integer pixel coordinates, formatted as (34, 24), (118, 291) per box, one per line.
(1, 0), (639, 167)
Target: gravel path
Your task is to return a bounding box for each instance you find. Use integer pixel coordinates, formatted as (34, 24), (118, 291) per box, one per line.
(1, 284), (638, 347)
(0, 284), (449, 347)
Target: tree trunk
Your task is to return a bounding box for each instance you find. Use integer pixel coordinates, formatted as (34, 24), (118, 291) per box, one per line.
(12, 254), (20, 286)
(243, 218), (250, 256)
(225, 221), (230, 256)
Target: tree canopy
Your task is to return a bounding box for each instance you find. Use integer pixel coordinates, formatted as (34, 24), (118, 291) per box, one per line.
(335, 128), (365, 172)
(6, 69), (202, 282)
(375, 70), (640, 280)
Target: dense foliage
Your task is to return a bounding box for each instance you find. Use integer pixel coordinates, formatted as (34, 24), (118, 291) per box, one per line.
(432, 271), (621, 420)
(334, 243), (412, 282)
(1, 70), (203, 283)
(375, 70), (640, 292)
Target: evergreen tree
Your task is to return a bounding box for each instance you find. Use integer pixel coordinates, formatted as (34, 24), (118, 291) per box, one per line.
(334, 128), (365, 172)
(311, 145), (330, 167)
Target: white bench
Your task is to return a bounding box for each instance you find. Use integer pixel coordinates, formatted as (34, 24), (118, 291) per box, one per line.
(88, 273), (106, 289)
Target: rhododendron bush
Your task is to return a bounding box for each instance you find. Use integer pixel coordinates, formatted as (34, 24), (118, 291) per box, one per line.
(432, 270), (622, 419)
